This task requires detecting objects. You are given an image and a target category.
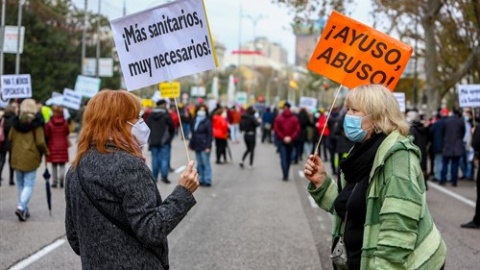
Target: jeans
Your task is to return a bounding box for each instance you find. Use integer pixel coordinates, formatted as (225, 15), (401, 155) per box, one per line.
(459, 147), (473, 179)
(182, 122), (190, 140)
(52, 163), (66, 186)
(16, 170), (37, 212)
(195, 150), (212, 185)
(230, 124), (240, 143)
(151, 144), (171, 180)
(434, 154), (443, 180)
(441, 156), (460, 185)
(279, 142), (294, 179)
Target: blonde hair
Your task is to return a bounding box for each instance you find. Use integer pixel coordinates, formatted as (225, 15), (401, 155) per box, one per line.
(345, 84), (409, 136)
(20, 99), (37, 118)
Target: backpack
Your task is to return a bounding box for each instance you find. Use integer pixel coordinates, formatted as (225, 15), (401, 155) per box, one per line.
(239, 117), (248, 132)
(0, 117), (5, 143)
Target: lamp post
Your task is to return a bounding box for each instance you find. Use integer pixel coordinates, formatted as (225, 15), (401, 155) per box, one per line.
(15, 0), (24, 74)
(0, 0), (6, 75)
(243, 13), (266, 102)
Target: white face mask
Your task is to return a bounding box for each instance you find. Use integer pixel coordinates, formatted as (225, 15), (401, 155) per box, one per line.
(128, 119), (151, 146)
(221, 112), (227, 118)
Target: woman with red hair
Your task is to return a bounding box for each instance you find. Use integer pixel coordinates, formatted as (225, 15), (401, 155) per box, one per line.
(65, 90), (199, 270)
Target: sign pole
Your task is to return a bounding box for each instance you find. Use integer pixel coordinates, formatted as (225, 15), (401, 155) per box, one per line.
(314, 84), (343, 157)
(171, 81), (191, 162)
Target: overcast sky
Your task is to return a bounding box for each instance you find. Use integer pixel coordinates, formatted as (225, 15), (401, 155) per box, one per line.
(72, 0), (374, 65)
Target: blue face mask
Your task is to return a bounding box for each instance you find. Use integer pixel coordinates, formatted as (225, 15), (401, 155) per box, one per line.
(343, 114), (368, 143)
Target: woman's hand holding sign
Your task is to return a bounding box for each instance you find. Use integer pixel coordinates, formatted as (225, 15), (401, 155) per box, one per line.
(304, 154), (327, 189)
(179, 160), (199, 193)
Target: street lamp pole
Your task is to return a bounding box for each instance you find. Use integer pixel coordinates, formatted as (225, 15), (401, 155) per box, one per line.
(95, 0), (101, 77)
(15, 0), (24, 75)
(81, 0), (88, 74)
(0, 0), (6, 75)
(244, 14), (265, 102)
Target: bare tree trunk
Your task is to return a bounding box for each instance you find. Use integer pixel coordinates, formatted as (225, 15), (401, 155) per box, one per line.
(422, 0), (443, 114)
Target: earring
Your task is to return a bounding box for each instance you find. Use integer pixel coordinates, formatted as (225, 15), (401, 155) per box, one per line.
(374, 126), (381, 133)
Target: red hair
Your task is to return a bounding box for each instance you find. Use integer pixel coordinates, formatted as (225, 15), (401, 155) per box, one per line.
(73, 90), (142, 168)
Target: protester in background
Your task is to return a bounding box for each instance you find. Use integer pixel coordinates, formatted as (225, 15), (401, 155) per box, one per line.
(440, 108), (465, 187)
(189, 104), (213, 187)
(429, 110), (447, 182)
(274, 102), (300, 181)
(261, 107), (274, 144)
(239, 106), (260, 169)
(316, 108), (330, 161)
(65, 90), (198, 269)
(0, 105), (15, 186)
(142, 106), (152, 123)
(45, 105), (70, 188)
(304, 84), (446, 270)
(460, 109), (474, 180)
(9, 99), (49, 221)
(333, 108), (355, 175)
(147, 99), (175, 184)
(212, 108), (229, 164)
(179, 103), (192, 140)
(407, 109), (429, 189)
(327, 107), (340, 174)
(169, 104), (180, 137)
(461, 120), (480, 229)
(229, 106), (241, 144)
(293, 108), (313, 164)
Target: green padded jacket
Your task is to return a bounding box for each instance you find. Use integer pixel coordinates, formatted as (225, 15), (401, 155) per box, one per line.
(308, 130), (446, 270)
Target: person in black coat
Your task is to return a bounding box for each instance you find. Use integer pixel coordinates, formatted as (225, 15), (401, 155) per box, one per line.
(407, 110), (429, 189)
(293, 108), (313, 164)
(189, 104), (213, 187)
(0, 105), (16, 186)
(440, 108), (465, 186)
(461, 114), (480, 229)
(239, 106), (260, 169)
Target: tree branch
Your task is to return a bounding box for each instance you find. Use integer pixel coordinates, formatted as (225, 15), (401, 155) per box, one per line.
(439, 46), (480, 97)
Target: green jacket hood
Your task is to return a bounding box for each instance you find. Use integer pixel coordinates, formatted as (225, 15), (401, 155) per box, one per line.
(370, 130), (421, 178)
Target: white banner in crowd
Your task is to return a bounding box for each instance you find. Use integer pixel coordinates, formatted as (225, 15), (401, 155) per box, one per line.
(1, 74), (32, 99)
(458, 85), (480, 108)
(74, 75), (101, 98)
(63, 88), (82, 110)
(2, 26), (25, 54)
(110, 0), (218, 91)
(393, 92), (406, 113)
(299, 97), (317, 112)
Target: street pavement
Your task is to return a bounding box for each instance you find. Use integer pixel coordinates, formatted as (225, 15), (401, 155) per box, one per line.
(0, 133), (479, 270)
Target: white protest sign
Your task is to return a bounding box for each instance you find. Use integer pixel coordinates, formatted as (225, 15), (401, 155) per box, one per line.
(1, 74), (32, 99)
(110, 0), (218, 91)
(191, 86), (206, 97)
(63, 88), (82, 110)
(52, 91), (62, 98)
(299, 97), (317, 112)
(46, 95), (64, 106)
(74, 75), (101, 98)
(393, 92), (406, 113)
(458, 85), (480, 108)
(2, 26), (25, 54)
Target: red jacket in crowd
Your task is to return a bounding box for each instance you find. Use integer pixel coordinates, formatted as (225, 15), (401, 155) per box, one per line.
(317, 114), (330, 136)
(212, 115), (229, 139)
(45, 115), (70, 163)
(170, 110), (179, 129)
(274, 108), (300, 141)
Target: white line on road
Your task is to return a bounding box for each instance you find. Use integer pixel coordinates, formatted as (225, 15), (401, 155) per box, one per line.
(174, 165), (187, 174)
(429, 182), (475, 208)
(9, 238), (66, 270)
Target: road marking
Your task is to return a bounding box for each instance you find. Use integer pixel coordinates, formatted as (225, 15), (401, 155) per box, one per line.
(429, 182), (475, 207)
(174, 165), (187, 174)
(10, 238), (66, 270)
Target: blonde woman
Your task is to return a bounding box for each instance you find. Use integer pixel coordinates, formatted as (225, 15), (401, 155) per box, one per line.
(304, 84), (446, 270)
(9, 99), (49, 221)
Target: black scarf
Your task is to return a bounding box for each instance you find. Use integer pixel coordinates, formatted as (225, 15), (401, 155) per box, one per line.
(12, 113), (44, 133)
(339, 132), (386, 183)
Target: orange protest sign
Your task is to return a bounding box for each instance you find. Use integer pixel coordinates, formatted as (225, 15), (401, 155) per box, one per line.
(307, 11), (413, 91)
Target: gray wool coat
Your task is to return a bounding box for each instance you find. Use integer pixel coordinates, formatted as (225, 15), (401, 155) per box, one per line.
(65, 145), (196, 270)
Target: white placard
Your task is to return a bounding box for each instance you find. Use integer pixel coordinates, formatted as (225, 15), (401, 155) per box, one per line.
(299, 97), (317, 112)
(2, 26), (25, 54)
(63, 88), (82, 110)
(52, 91), (62, 98)
(1, 74), (32, 99)
(236, 91), (247, 104)
(191, 86), (206, 97)
(458, 85), (480, 108)
(74, 75), (101, 98)
(45, 95), (63, 106)
(393, 92), (406, 113)
(110, 0), (218, 91)
(82, 58), (114, 77)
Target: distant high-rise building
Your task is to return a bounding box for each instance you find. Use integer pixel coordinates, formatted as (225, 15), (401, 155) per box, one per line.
(293, 19), (323, 67)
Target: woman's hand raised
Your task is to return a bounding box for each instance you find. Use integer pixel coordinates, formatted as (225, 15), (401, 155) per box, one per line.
(178, 161), (199, 193)
(304, 154), (327, 189)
